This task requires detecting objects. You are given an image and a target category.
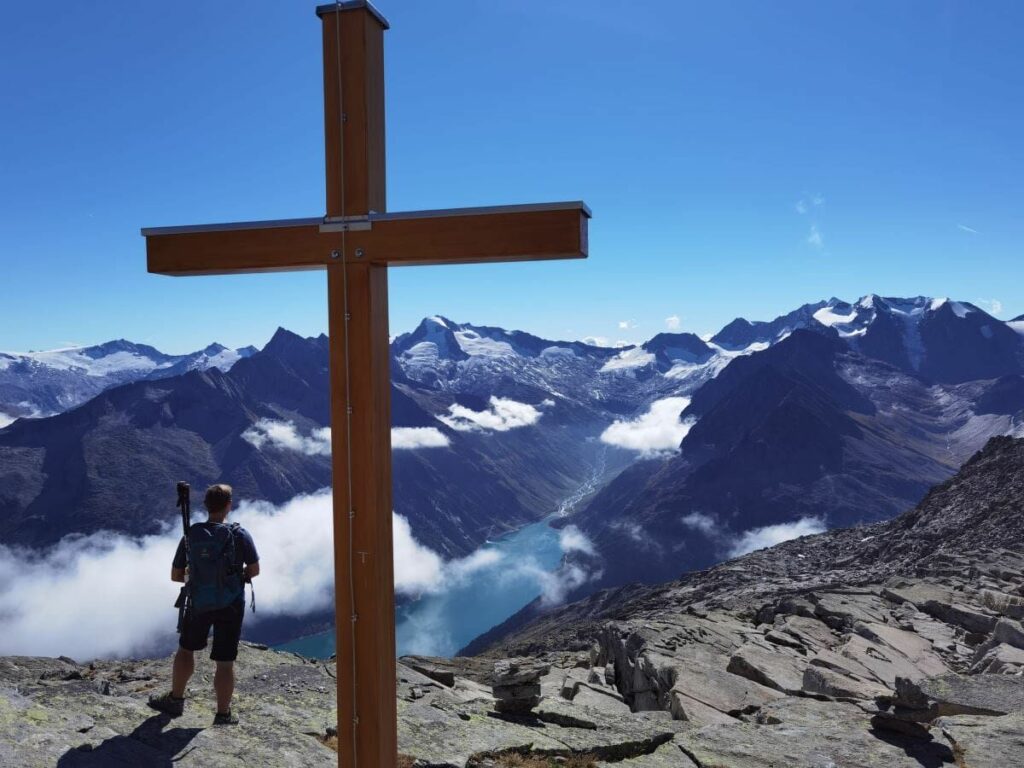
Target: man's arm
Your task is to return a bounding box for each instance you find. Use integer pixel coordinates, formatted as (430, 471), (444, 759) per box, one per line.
(240, 528), (260, 580)
(171, 536), (187, 582)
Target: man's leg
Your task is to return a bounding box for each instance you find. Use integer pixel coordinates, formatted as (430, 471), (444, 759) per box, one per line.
(150, 611), (211, 716)
(171, 648), (195, 699)
(210, 602), (243, 723)
(214, 661), (235, 714)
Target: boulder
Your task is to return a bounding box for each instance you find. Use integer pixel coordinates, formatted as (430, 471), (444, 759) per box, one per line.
(895, 673), (1024, 717)
(801, 665), (889, 701)
(669, 658), (782, 718)
(727, 644), (805, 695)
(971, 642), (1024, 675)
(491, 658), (549, 714)
(993, 617), (1024, 650)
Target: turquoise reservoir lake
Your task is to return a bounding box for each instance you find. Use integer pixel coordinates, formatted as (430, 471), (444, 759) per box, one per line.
(276, 516), (565, 658)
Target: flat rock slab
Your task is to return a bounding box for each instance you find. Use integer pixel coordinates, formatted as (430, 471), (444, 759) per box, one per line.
(675, 721), (955, 768)
(937, 713), (1024, 768)
(670, 658), (783, 717)
(401, 685), (682, 766)
(755, 696), (873, 727)
(597, 738), (699, 767)
(915, 672), (1024, 716)
(727, 644), (805, 695)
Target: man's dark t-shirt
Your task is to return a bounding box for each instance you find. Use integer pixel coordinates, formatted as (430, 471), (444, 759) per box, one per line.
(173, 522), (259, 607)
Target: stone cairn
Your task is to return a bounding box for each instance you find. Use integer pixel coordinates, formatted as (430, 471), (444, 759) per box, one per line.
(491, 658), (550, 714)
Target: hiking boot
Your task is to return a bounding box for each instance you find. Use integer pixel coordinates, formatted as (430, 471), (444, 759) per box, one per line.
(147, 692), (185, 717)
(213, 710), (239, 726)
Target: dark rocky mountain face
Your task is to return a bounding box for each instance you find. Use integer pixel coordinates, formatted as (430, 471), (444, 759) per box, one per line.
(560, 327), (1024, 590)
(474, 436), (1024, 657)
(813, 296), (1024, 384)
(642, 332), (715, 370)
(710, 300), (830, 350)
(0, 334), (333, 546)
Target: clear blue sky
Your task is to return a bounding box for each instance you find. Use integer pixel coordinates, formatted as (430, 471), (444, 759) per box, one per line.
(2, 0), (1022, 353)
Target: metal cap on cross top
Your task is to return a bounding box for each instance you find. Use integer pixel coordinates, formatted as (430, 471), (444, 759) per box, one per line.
(140, 3), (589, 767)
(315, 1), (390, 29)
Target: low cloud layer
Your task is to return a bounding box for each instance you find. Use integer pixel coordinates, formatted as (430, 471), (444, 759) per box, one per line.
(244, 420), (452, 454)
(679, 511), (827, 560)
(0, 490), (457, 659)
(0, 494), (600, 660)
(601, 397), (694, 456)
(439, 397), (543, 432)
(727, 517), (826, 557)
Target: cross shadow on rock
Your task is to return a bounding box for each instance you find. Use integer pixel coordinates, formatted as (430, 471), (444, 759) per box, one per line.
(869, 727), (955, 768)
(57, 713), (203, 767)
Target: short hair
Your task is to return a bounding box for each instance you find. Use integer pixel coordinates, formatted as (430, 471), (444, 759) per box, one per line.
(204, 484), (233, 515)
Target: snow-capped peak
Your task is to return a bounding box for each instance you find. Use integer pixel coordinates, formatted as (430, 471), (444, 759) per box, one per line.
(0, 339), (257, 418)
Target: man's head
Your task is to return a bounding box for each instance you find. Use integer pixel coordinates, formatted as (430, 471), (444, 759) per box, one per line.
(204, 484), (233, 519)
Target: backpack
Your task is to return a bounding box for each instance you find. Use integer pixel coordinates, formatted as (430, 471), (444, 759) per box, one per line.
(186, 522), (244, 614)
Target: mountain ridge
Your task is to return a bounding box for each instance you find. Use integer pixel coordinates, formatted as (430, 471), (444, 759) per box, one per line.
(0, 337), (257, 421)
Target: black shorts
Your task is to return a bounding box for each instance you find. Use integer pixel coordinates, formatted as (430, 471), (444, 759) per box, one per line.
(179, 602), (244, 662)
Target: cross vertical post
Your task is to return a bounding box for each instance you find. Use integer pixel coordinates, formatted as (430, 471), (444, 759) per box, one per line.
(319, 3), (396, 767)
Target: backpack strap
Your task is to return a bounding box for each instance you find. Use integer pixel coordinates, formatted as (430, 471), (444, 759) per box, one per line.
(228, 523), (256, 614)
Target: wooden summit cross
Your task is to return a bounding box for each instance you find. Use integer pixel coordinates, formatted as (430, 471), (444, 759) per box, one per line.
(141, 2), (589, 766)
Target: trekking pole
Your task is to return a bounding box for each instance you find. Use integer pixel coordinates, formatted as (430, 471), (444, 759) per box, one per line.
(174, 482), (192, 632)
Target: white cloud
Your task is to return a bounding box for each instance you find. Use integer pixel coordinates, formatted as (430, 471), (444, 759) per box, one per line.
(681, 511), (719, 536)
(493, 524), (601, 607)
(390, 512), (445, 594)
(665, 315), (682, 331)
(243, 421), (451, 452)
(0, 412), (14, 429)
(600, 397), (694, 456)
(242, 419), (331, 456)
(558, 525), (596, 556)
(439, 396), (542, 432)
(727, 516), (826, 558)
(977, 299), (1004, 317)
(807, 224), (824, 249)
(581, 336), (631, 349)
(391, 427), (450, 450)
(957, 223), (978, 234)
(0, 489), (459, 660)
(795, 194), (824, 215)
(534, 563), (593, 606)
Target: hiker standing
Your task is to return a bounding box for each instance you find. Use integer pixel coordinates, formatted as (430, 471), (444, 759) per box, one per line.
(149, 484), (260, 725)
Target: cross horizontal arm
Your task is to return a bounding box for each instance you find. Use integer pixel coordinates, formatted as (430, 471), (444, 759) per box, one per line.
(143, 202), (590, 276)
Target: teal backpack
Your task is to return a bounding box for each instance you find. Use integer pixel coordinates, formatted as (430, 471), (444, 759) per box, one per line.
(187, 522), (244, 613)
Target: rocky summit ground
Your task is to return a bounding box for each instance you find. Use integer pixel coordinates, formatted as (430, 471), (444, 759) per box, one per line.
(2, 437), (1023, 767)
